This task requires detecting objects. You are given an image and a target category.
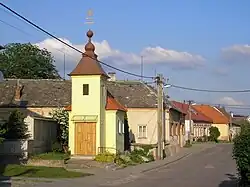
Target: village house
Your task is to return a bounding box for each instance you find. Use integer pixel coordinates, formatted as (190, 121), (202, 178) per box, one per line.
(0, 30), (186, 156)
(172, 101), (212, 141)
(192, 105), (230, 141)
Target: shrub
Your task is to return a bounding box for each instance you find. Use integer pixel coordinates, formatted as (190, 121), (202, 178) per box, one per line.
(94, 152), (116, 163)
(233, 121), (250, 185)
(0, 123), (6, 143)
(4, 110), (30, 139)
(209, 126), (220, 142)
(202, 135), (208, 142)
(197, 138), (203, 142)
(50, 108), (69, 146)
(184, 140), (192, 148)
(52, 141), (63, 153)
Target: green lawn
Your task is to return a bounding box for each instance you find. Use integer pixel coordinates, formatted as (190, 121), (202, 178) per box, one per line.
(2, 164), (91, 178)
(31, 152), (66, 160)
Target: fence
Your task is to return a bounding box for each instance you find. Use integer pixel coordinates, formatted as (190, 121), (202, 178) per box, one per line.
(0, 139), (53, 159)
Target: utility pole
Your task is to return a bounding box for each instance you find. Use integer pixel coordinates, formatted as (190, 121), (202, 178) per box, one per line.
(187, 100), (193, 143)
(157, 74), (164, 160)
(229, 111), (233, 141)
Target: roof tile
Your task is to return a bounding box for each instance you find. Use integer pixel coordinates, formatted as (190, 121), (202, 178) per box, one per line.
(192, 105), (229, 124)
(172, 101), (212, 123)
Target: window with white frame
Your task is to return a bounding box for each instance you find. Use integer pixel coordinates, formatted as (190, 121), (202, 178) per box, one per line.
(138, 125), (147, 138)
(118, 120), (124, 134)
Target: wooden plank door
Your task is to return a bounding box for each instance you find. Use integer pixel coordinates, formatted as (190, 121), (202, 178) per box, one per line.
(75, 122), (96, 155)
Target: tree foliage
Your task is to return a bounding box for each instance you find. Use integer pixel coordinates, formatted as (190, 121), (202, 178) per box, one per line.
(50, 108), (69, 146)
(209, 126), (220, 142)
(0, 43), (60, 79)
(4, 110), (30, 139)
(0, 124), (6, 143)
(233, 120), (250, 185)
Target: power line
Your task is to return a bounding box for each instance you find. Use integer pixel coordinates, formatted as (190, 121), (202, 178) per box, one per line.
(0, 17), (77, 61)
(0, 2), (154, 79)
(169, 84), (250, 93)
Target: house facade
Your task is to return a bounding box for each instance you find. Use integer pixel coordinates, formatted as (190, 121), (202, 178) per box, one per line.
(106, 80), (185, 148)
(193, 105), (230, 141)
(172, 101), (212, 141)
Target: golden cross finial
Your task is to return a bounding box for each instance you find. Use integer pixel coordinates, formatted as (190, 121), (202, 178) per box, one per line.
(85, 9), (94, 25)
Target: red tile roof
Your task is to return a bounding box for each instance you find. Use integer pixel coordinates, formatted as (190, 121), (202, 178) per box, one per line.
(172, 101), (212, 123)
(106, 95), (127, 112)
(193, 105), (229, 124)
(64, 93), (127, 112)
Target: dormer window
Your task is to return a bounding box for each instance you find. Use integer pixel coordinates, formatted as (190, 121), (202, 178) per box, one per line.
(83, 84), (89, 95)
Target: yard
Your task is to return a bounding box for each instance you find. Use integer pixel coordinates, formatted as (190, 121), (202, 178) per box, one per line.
(1, 164), (91, 178)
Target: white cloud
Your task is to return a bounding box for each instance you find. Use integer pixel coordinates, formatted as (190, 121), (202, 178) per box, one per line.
(221, 44), (250, 63)
(35, 38), (205, 73)
(218, 96), (244, 106)
(212, 67), (228, 76)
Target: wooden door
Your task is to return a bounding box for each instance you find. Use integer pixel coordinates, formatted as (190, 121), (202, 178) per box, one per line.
(75, 122), (96, 155)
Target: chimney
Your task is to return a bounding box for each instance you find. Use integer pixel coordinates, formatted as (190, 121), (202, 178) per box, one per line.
(108, 72), (116, 81)
(15, 80), (24, 101)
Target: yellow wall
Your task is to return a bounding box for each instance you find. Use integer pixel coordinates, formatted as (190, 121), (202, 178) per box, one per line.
(105, 110), (116, 153)
(105, 110), (125, 154)
(212, 123), (229, 141)
(126, 108), (172, 145)
(69, 75), (107, 155)
(127, 108), (158, 144)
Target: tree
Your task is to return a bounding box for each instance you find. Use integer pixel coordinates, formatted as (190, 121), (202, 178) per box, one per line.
(0, 43), (60, 79)
(209, 126), (220, 142)
(50, 108), (69, 146)
(233, 120), (250, 185)
(0, 125), (6, 143)
(4, 110), (30, 139)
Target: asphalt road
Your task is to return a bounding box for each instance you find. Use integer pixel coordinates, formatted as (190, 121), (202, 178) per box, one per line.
(114, 144), (237, 187)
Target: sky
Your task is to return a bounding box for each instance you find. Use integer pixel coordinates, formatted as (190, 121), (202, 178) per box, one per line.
(1, 0), (250, 114)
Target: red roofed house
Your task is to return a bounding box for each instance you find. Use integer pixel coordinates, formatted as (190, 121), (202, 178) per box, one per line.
(192, 105), (230, 141)
(172, 101), (212, 141)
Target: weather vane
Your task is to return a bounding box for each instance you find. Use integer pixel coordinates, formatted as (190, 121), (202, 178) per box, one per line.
(85, 9), (94, 25)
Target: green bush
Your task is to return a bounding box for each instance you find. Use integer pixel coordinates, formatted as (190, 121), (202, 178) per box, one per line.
(233, 121), (250, 185)
(52, 141), (63, 153)
(184, 140), (192, 148)
(140, 144), (153, 153)
(4, 110), (30, 139)
(94, 152), (116, 163)
(209, 126), (220, 142)
(129, 150), (144, 164)
(202, 135), (208, 142)
(197, 138), (203, 142)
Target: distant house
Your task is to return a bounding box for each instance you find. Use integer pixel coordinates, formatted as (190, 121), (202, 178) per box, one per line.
(192, 105), (230, 141)
(172, 101), (212, 141)
(231, 114), (250, 138)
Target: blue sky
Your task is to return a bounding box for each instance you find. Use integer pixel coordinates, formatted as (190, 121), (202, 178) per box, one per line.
(1, 0), (250, 114)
